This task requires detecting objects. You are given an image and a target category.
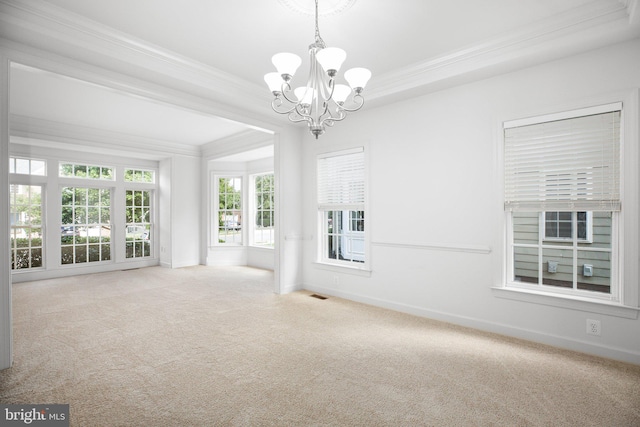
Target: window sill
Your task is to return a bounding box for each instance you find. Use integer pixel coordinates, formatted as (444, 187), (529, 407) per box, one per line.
(492, 286), (639, 319)
(313, 261), (371, 277)
(248, 245), (274, 250)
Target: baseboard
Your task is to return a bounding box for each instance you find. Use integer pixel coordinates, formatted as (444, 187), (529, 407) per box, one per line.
(281, 283), (302, 295)
(303, 284), (640, 365)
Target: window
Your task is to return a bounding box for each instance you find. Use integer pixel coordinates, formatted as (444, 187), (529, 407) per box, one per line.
(9, 157), (46, 176)
(125, 190), (152, 258)
(317, 147), (366, 266)
(59, 162), (114, 180)
(10, 185), (43, 270)
(252, 173), (274, 247)
(504, 103), (621, 298)
(61, 187), (111, 264)
(217, 177), (242, 244)
(325, 210), (365, 263)
(124, 168), (155, 183)
(543, 211), (592, 242)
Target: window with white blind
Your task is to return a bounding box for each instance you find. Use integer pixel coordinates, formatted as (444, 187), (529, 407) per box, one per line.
(317, 147), (366, 266)
(504, 103), (621, 299)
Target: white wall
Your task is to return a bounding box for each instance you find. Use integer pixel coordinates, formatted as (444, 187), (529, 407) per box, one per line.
(158, 157), (172, 267)
(275, 127), (304, 294)
(0, 54), (12, 370)
(167, 155), (201, 268)
(301, 39), (640, 364)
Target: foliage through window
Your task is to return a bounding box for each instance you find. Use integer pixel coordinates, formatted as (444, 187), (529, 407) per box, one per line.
(218, 177), (242, 244)
(61, 187), (111, 264)
(124, 168), (155, 183)
(59, 162), (114, 180)
(10, 185), (43, 270)
(253, 173), (274, 246)
(125, 190), (152, 258)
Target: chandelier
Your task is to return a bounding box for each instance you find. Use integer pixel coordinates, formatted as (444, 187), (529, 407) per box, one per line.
(264, 0), (371, 138)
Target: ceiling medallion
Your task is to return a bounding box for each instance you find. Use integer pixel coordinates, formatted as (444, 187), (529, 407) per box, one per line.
(277, 0), (357, 16)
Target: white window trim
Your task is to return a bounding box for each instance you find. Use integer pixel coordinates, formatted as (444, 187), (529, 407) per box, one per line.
(212, 174), (244, 246)
(315, 146), (371, 272)
(495, 91), (639, 316)
(9, 156), (47, 176)
(9, 183), (46, 272)
(249, 172), (275, 249)
(541, 211), (593, 243)
(58, 161), (116, 181)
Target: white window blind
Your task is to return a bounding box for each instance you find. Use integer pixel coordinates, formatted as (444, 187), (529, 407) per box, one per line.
(504, 104), (621, 212)
(317, 147), (364, 211)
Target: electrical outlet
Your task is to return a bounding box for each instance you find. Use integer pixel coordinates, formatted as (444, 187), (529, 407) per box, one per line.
(587, 319), (601, 336)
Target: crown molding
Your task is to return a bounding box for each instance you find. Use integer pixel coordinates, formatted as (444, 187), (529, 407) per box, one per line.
(1, 0), (638, 110)
(201, 130), (275, 160)
(0, 0), (270, 114)
(9, 114), (204, 159)
(368, 0), (639, 101)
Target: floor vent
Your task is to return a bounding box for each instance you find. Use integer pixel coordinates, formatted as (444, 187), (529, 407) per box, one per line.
(310, 294), (328, 300)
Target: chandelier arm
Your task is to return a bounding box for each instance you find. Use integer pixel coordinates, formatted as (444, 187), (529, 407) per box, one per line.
(287, 112), (312, 124)
(271, 96), (301, 115)
(293, 103), (315, 124)
(337, 93), (365, 113)
(319, 108), (347, 128)
(279, 82), (300, 105)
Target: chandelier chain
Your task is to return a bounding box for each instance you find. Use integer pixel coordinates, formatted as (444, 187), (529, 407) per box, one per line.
(314, 0), (324, 46)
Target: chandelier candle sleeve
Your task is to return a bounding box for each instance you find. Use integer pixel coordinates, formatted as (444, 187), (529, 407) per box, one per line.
(264, 0), (371, 138)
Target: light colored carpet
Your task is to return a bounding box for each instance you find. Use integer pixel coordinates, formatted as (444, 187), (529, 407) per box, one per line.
(1, 266), (639, 426)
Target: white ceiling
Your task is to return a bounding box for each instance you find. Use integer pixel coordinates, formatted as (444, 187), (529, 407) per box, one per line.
(1, 0), (639, 159)
(10, 64), (251, 146)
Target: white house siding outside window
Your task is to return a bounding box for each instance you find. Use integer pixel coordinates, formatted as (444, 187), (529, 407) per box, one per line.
(317, 147), (366, 266)
(504, 103), (621, 299)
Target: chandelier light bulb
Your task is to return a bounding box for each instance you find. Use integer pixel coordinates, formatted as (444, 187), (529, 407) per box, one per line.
(332, 84), (352, 104)
(264, 72), (284, 94)
(316, 47), (347, 76)
(272, 53), (302, 78)
(344, 67), (371, 91)
(266, 0), (370, 138)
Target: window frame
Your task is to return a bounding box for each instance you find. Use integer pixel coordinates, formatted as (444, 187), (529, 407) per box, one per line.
(316, 146), (369, 271)
(214, 175), (244, 246)
(59, 185), (113, 266)
(9, 184), (45, 271)
(9, 157), (46, 176)
(249, 172), (275, 248)
(542, 211), (593, 243)
(508, 210), (616, 299)
(496, 95), (640, 317)
(9, 158), (48, 273)
(124, 189), (154, 259)
(59, 161), (115, 181)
